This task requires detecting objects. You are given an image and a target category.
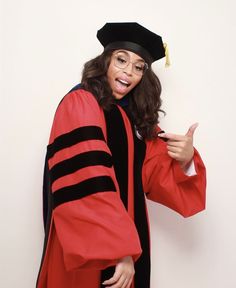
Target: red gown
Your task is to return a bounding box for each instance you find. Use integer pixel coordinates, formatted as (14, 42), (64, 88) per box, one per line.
(36, 87), (206, 288)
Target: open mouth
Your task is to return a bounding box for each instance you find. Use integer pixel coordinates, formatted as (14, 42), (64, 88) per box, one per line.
(116, 78), (131, 87)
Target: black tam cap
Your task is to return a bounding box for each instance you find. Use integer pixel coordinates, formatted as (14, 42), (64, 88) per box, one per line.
(97, 22), (166, 64)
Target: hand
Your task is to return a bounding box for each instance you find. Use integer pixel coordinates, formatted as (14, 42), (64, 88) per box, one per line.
(102, 256), (135, 288)
(159, 123), (198, 169)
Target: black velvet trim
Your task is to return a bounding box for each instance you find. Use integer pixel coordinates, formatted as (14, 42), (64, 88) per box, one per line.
(43, 154), (52, 230)
(103, 106), (128, 207)
(68, 83), (82, 93)
(47, 126), (105, 159)
(50, 150), (112, 184)
(101, 106), (129, 287)
(123, 107), (150, 288)
(36, 153), (53, 287)
(52, 176), (116, 209)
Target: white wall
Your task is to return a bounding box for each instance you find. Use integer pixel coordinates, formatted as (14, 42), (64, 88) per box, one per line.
(1, 0), (236, 287)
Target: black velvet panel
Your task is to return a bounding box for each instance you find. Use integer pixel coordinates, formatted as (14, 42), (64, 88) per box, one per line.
(47, 126), (105, 159)
(43, 155), (52, 230)
(36, 154), (53, 287)
(50, 151), (112, 184)
(123, 107), (150, 288)
(101, 106), (129, 287)
(52, 176), (116, 209)
(103, 106), (129, 207)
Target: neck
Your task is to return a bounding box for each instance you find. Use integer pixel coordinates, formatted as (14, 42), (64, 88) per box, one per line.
(115, 94), (130, 107)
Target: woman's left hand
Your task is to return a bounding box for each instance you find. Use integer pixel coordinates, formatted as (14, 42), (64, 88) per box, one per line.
(102, 256), (135, 288)
(159, 123), (198, 169)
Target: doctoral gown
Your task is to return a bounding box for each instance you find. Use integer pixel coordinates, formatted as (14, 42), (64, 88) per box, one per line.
(36, 86), (206, 288)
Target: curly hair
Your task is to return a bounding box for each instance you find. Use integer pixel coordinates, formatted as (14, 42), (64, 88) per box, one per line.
(81, 50), (164, 140)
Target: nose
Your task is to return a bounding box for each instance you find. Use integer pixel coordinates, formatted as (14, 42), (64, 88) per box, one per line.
(123, 62), (133, 75)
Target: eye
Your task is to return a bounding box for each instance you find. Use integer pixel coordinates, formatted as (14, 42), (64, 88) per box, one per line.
(134, 63), (145, 72)
(117, 56), (127, 64)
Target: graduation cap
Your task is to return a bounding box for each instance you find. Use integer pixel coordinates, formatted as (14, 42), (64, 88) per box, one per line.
(97, 22), (170, 66)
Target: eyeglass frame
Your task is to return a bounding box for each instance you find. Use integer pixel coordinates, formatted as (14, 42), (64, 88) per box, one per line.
(111, 51), (149, 76)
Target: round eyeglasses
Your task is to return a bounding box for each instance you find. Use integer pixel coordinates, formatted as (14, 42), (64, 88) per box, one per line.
(112, 52), (149, 76)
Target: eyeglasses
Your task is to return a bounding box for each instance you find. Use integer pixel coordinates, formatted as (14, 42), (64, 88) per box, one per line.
(112, 52), (149, 76)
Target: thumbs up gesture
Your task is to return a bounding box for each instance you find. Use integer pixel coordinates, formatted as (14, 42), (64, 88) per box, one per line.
(158, 123), (198, 169)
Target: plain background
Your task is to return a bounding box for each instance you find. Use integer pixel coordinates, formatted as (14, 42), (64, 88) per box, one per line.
(1, 0), (236, 287)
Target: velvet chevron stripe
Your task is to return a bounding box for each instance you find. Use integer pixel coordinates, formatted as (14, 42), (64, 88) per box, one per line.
(50, 151), (113, 184)
(47, 126), (106, 159)
(52, 176), (116, 209)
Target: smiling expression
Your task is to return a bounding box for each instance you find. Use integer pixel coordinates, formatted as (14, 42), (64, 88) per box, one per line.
(107, 50), (145, 99)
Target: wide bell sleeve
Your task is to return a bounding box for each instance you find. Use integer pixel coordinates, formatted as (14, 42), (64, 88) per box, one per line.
(46, 89), (142, 271)
(142, 135), (206, 218)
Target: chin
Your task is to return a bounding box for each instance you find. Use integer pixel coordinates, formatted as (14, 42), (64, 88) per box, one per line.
(113, 93), (127, 100)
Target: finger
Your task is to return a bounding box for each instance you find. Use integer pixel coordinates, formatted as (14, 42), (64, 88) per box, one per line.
(121, 277), (130, 288)
(102, 273), (122, 285)
(167, 145), (182, 154)
(167, 151), (180, 161)
(159, 133), (186, 142)
(167, 140), (186, 148)
(105, 275), (126, 288)
(126, 278), (133, 288)
(186, 123), (198, 137)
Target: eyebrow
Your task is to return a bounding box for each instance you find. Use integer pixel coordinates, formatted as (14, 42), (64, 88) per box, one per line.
(115, 50), (144, 62)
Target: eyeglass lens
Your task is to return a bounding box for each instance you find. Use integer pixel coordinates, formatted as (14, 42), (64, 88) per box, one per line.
(113, 52), (148, 75)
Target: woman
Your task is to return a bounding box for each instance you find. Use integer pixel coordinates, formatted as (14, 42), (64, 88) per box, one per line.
(37, 22), (206, 288)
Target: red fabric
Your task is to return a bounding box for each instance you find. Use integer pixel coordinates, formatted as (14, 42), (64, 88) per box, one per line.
(47, 227), (101, 288)
(37, 90), (142, 287)
(37, 89), (206, 287)
(143, 136), (206, 217)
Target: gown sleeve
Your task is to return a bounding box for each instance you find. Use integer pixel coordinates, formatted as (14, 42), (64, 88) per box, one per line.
(47, 89), (142, 271)
(142, 130), (206, 218)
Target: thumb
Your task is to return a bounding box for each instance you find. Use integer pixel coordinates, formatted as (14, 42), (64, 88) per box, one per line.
(186, 123), (199, 137)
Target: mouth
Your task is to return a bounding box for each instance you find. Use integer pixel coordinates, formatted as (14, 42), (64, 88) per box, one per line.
(116, 78), (131, 87)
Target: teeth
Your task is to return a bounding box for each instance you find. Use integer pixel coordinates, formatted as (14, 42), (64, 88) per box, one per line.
(117, 79), (129, 86)
(120, 79), (129, 84)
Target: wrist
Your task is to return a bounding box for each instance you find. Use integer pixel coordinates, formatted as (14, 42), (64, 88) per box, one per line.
(179, 159), (192, 170)
(119, 256), (133, 263)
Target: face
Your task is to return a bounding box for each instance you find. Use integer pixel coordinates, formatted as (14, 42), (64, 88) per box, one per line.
(107, 50), (146, 99)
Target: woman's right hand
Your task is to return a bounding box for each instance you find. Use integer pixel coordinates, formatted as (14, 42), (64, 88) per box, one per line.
(102, 256), (135, 288)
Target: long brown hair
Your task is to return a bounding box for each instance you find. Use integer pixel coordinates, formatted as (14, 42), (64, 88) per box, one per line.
(81, 50), (164, 140)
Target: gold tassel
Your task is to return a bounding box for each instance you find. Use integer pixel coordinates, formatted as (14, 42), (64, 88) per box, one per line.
(163, 43), (170, 67)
